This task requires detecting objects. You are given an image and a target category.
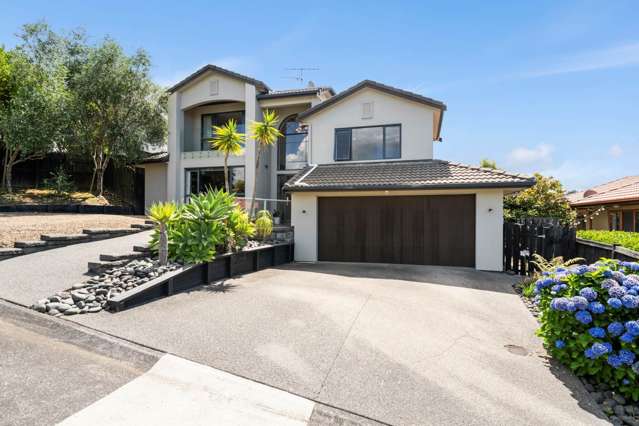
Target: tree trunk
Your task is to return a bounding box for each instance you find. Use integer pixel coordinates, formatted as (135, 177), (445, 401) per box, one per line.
(1, 147), (8, 191)
(3, 150), (19, 194)
(250, 146), (262, 217)
(223, 152), (230, 192)
(158, 222), (168, 266)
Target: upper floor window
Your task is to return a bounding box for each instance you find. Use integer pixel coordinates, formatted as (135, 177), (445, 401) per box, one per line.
(277, 115), (308, 170)
(201, 111), (245, 150)
(334, 124), (401, 161)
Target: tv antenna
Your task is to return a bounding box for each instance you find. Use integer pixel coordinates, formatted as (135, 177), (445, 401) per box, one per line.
(282, 67), (319, 86)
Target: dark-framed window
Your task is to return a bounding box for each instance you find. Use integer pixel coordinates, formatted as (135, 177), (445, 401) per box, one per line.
(334, 124), (401, 161)
(201, 111), (245, 151)
(186, 166), (245, 197)
(277, 115), (308, 170)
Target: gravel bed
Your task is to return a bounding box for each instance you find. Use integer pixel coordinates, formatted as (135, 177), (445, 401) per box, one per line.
(514, 281), (639, 426)
(31, 258), (181, 316)
(0, 213), (145, 248)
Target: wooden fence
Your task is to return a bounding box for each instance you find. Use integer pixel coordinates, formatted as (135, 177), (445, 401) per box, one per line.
(503, 219), (576, 275)
(576, 238), (639, 264)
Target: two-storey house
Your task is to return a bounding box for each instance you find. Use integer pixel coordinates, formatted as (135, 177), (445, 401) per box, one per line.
(141, 64), (534, 271)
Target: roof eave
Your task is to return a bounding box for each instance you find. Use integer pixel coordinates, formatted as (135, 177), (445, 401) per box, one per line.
(166, 65), (270, 94)
(284, 181), (536, 193)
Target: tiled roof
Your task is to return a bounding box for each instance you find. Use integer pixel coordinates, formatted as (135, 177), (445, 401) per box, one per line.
(167, 64), (270, 93)
(284, 160), (535, 192)
(257, 87), (335, 99)
(570, 176), (639, 206)
(140, 151), (169, 164)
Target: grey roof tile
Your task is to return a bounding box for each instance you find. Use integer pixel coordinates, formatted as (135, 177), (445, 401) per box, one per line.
(257, 87), (335, 99)
(284, 160), (535, 192)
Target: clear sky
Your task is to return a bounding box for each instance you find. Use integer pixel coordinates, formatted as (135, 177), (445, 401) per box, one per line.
(2, 0), (638, 190)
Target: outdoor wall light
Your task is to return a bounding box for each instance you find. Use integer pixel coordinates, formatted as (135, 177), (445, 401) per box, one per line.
(488, 208), (494, 212)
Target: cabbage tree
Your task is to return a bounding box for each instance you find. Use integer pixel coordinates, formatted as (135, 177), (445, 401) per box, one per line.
(148, 201), (176, 265)
(210, 119), (244, 192)
(248, 110), (281, 216)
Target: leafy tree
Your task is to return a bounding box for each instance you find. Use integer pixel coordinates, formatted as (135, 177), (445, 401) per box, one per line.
(0, 51), (67, 192)
(248, 110), (281, 216)
(210, 119), (244, 192)
(68, 39), (166, 196)
(480, 158), (497, 169)
(504, 173), (576, 224)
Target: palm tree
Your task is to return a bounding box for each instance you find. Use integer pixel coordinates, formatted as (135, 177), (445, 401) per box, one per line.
(148, 201), (177, 265)
(210, 119), (245, 192)
(248, 110), (282, 216)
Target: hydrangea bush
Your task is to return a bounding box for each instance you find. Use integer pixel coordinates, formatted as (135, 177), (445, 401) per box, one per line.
(535, 259), (639, 399)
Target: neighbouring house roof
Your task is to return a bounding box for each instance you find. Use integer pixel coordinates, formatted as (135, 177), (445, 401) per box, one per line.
(139, 151), (169, 164)
(296, 80), (447, 140)
(283, 160), (535, 192)
(569, 176), (639, 207)
(257, 87), (335, 100)
(167, 64), (270, 94)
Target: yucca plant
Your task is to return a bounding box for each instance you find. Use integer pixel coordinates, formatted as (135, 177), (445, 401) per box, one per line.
(210, 119), (244, 192)
(148, 201), (177, 265)
(248, 110), (282, 216)
(254, 209), (273, 240)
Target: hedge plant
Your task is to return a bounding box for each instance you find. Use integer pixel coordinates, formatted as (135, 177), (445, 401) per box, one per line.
(578, 230), (639, 252)
(535, 259), (639, 399)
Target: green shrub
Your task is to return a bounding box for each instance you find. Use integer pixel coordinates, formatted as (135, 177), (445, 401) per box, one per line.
(535, 259), (639, 399)
(43, 166), (73, 195)
(254, 210), (273, 239)
(227, 206), (255, 251)
(578, 230), (639, 252)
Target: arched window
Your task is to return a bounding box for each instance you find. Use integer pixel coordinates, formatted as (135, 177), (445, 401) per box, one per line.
(277, 115), (308, 170)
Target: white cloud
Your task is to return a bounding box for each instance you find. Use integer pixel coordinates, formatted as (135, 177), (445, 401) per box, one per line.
(507, 144), (554, 165)
(609, 144), (623, 158)
(525, 42), (639, 78)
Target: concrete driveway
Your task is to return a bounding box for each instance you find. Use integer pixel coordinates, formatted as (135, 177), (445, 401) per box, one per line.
(69, 262), (606, 425)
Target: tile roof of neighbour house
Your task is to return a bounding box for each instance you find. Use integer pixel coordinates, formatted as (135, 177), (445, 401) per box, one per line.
(139, 151), (169, 164)
(569, 176), (639, 207)
(256, 87), (335, 99)
(283, 160), (535, 192)
(167, 64), (270, 94)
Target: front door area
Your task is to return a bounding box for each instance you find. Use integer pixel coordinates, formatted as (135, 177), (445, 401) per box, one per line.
(317, 194), (476, 267)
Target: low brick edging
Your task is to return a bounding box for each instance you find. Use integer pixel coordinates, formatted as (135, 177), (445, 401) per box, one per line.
(0, 204), (138, 214)
(0, 221), (154, 262)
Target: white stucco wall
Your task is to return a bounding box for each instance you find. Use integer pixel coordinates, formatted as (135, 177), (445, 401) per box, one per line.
(179, 72), (246, 110)
(302, 87), (436, 164)
(291, 189), (505, 271)
(142, 163), (168, 210)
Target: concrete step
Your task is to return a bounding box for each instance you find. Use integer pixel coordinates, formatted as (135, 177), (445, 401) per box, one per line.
(41, 234), (89, 242)
(13, 240), (48, 254)
(82, 228), (138, 236)
(145, 219), (154, 225)
(100, 252), (146, 262)
(133, 244), (152, 253)
(131, 223), (154, 230)
(0, 247), (24, 259)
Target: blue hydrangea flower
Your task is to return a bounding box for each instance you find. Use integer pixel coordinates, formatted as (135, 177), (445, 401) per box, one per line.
(585, 348), (595, 359)
(551, 284), (568, 294)
(602, 342), (613, 353)
(626, 321), (639, 336)
(624, 276), (639, 287)
(588, 301), (605, 314)
(579, 287), (598, 301)
(555, 339), (566, 349)
(575, 310), (592, 325)
(621, 332), (636, 343)
(571, 296), (589, 310)
(550, 297), (576, 312)
(608, 322), (625, 336)
(622, 295), (639, 309)
(608, 298), (623, 309)
(602, 278), (618, 289)
(619, 349), (636, 365)
(604, 270), (613, 278)
(628, 289), (638, 296)
(632, 362), (639, 374)
(572, 265), (589, 275)
(588, 327), (606, 338)
(589, 342), (610, 358)
(608, 354), (624, 368)
(623, 379), (631, 385)
(612, 271), (626, 283)
(609, 286), (627, 298)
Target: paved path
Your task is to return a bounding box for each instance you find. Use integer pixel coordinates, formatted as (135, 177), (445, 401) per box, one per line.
(67, 262), (608, 425)
(0, 231), (151, 306)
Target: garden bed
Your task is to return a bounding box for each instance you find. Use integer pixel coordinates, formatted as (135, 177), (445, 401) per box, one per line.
(516, 260), (639, 426)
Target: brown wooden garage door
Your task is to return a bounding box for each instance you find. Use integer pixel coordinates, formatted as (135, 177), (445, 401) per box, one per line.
(318, 195), (475, 267)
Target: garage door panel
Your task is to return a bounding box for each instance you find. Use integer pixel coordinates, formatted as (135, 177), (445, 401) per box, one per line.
(318, 195), (475, 267)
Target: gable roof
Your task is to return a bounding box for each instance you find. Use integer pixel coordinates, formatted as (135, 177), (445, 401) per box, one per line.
(569, 176), (639, 207)
(296, 80), (447, 140)
(284, 159), (534, 192)
(257, 87), (335, 100)
(167, 64), (270, 94)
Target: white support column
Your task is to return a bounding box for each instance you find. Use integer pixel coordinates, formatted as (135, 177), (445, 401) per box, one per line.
(167, 92), (184, 202)
(244, 83), (260, 201)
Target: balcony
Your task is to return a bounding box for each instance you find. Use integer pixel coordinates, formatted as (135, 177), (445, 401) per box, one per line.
(181, 150), (226, 160)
